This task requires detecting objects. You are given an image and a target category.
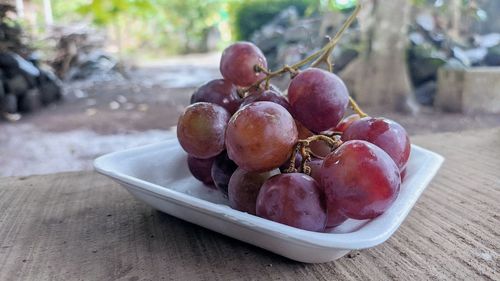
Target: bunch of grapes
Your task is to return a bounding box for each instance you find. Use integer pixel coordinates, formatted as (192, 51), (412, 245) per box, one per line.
(177, 6), (410, 232)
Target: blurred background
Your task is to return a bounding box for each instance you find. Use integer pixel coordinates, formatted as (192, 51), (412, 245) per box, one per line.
(1, 0), (499, 177)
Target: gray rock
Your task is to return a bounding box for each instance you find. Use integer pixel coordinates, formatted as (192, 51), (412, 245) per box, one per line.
(452, 47), (471, 67)
(409, 32), (426, 45)
(13, 53), (40, 77)
(333, 47), (358, 72)
(0, 79), (5, 100)
(428, 32), (446, 46)
(283, 23), (315, 43)
(0, 52), (40, 87)
(416, 13), (435, 32)
(274, 6), (299, 27)
(39, 70), (63, 105)
(0, 70), (5, 100)
(0, 94), (18, 114)
(0, 52), (18, 69)
(410, 56), (447, 85)
(485, 46), (500, 66)
(415, 80), (437, 106)
(254, 33), (284, 53)
(464, 48), (488, 65)
(5, 75), (29, 96)
(18, 89), (41, 112)
(474, 33), (500, 48)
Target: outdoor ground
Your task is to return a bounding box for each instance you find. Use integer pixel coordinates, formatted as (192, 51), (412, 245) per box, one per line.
(1, 52), (499, 177)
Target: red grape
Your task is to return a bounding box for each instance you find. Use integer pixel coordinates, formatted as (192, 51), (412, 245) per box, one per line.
(325, 201), (348, 228)
(228, 168), (278, 214)
(342, 117), (411, 171)
(288, 68), (349, 133)
(309, 159), (348, 229)
(310, 141), (332, 158)
(187, 155), (215, 186)
(334, 114), (360, 132)
(295, 120), (312, 139)
(177, 102), (230, 159)
(190, 79), (241, 115)
(225, 101), (298, 172)
(220, 42), (267, 87)
(240, 89), (291, 113)
(211, 151), (238, 195)
(320, 140), (401, 220)
(307, 158), (323, 183)
(256, 173), (327, 232)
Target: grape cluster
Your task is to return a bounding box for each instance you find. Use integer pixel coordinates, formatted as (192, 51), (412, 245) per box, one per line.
(177, 40), (410, 233)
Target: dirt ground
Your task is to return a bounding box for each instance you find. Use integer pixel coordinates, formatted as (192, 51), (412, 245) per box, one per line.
(1, 52), (499, 177)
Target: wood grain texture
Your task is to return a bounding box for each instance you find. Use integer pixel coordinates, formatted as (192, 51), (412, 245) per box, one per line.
(0, 128), (499, 281)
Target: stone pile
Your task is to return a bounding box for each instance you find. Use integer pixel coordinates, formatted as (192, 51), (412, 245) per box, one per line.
(0, 52), (62, 117)
(49, 24), (124, 81)
(251, 7), (358, 72)
(0, 4), (62, 120)
(408, 12), (500, 105)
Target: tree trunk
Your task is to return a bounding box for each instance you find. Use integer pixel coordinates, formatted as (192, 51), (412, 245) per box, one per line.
(341, 0), (418, 113)
(43, 0), (53, 26)
(448, 0), (461, 41)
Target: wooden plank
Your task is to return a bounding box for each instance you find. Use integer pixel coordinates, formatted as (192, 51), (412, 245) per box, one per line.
(0, 128), (499, 281)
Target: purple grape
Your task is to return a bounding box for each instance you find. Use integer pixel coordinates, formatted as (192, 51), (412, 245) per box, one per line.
(211, 151), (238, 195)
(190, 79), (241, 115)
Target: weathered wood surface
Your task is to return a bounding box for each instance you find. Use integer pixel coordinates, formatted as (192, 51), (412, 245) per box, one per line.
(0, 129), (499, 281)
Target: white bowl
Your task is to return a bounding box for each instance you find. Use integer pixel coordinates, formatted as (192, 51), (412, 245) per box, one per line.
(94, 139), (443, 263)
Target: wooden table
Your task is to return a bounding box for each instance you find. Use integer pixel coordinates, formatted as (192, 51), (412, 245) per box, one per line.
(0, 129), (499, 281)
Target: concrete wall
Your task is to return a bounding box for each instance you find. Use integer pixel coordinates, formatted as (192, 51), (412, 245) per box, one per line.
(436, 67), (500, 114)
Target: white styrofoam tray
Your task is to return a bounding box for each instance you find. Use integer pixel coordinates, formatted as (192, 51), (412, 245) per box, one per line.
(94, 139), (444, 263)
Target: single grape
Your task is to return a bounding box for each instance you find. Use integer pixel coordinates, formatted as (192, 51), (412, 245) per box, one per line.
(342, 117), (411, 171)
(211, 151), (238, 195)
(256, 173), (327, 232)
(311, 141), (332, 158)
(295, 120), (312, 139)
(220, 42), (267, 87)
(225, 101), (298, 172)
(190, 79), (241, 115)
(177, 102), (230, 159)
(307, 158), (323, 183)
(325, 201), (348, 228)
(240, 89), (291, 113)
(308, 157), (348, 228)
(187, 155), (215, 186)
(320, 140), (401, 220)
(228, 168), (278, 214)
(334, 114), (361, 132)
(288, 68), (349, 133)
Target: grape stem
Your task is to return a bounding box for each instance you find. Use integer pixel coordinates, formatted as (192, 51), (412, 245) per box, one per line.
(247, 3), (361, 92)
(285, 135), (343, 175)
(349, 96), (368, 118)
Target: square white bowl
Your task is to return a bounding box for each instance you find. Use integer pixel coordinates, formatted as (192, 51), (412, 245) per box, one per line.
(94, 139), (443, 263)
